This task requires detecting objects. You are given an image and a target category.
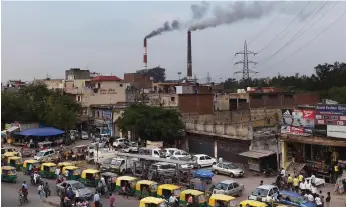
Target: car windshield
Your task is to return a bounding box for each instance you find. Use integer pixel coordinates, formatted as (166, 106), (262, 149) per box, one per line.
(36, 152), (45, 156)
(215, 183), (229, 190)
(168, 150), (175, 154)
(72, 183), (85, 189)
(113, 160), (122, 166)
(252, 188), (269, 197)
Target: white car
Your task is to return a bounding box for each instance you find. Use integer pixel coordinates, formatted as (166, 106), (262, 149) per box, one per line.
(169, 156), (195, 169)
(192, 154), (217, 168)
(306, 176), (326, 186)
(212, 162), (244, 178)
(163, 149), (190, 159)
(81, 131), (89, 140)
(249, 184), (279, 202)
(34, 149), (55, 161)
(113, 138), (129, 148)
(122, 142), (139, 153)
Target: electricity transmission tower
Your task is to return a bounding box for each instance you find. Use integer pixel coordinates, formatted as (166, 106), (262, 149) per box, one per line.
(234, 41), (258, 84)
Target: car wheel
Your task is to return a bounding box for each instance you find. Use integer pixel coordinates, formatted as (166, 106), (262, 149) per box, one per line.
(238, 190), (242, 197)
(230, 173), (235, 178)
(197, 165), (201, 169)
(214, 170), (219, 175)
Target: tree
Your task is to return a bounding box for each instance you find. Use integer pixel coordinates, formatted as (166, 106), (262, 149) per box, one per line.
(137, 66), (166, 83)
(117, 104), (185, 145)
(1, 83), (82, 130)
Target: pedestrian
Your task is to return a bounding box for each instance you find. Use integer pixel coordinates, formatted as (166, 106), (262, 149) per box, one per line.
(287, 174), (293, 190)
(65, 168), (69, 180)
(311, 184), (317, 197)
(259, 180), (263, 186)
(305, 179), (312, 194)
(218, 157), (223, 164)
(55, 167), (60, 179)
(298, 173), (304, 184)
(74, 189), (81, 205)
(169, 194), (178, 207)
(326, 192), (331, 207)
(109, 192), (115, 207)
(319, 190), (325, 206)
(44, 182), (51, 198)
(315, 194), (323, 207)
(94, 191), (100, 202)
(311, 174), (316, 186)
(280, 168), (286, 177)
(293, 176), (299, 193)
(38, 183), (45, 201)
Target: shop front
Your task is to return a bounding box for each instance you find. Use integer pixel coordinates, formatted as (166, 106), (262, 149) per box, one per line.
(281, 135), (346, 183)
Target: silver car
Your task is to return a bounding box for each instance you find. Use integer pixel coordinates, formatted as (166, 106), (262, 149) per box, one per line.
(212, 162), (244, 178)
(212, 180), (245, 197)
(56, 180), (93, 200)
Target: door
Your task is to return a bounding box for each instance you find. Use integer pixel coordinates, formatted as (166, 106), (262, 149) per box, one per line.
(217, 139), (250, 164)
(204, 156), (214, 166)
(226, 183), (236, 196)
(199, 156), (206, 166)
(188, 137), (214, 157)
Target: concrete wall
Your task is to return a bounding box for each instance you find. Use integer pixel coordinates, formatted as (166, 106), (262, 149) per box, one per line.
(82, 81), (127, 106)
(149, 94), (178, 108)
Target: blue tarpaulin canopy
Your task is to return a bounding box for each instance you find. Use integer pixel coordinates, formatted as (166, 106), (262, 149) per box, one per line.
(17, 127), (64, 137)
(193, 169), (214, 179)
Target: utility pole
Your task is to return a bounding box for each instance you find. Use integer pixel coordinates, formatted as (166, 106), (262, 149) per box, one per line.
(234, 41), (258, 85)
(206, 72), (212, 85)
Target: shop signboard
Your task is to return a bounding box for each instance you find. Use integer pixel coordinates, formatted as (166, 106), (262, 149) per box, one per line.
(315, 104), (346, 126)
(103, 110), (112, 120)
(315, 125), (327, 137)
(327, 125), (346, 139)
(281, 109), (314, 136)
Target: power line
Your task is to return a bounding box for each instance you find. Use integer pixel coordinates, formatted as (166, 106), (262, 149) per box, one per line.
(260, 10), (346, 73)
(248, 3), (288, 46)
(257, 1), (311, 54)
(256, 1), (328, 66)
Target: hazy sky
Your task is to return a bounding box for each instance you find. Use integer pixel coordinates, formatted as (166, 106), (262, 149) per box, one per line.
(2, 1), (346, 82)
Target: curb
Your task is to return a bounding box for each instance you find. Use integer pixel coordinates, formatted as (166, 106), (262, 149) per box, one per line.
(43, 198), (60, 207)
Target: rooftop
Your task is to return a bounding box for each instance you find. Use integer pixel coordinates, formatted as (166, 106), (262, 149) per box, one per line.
(91, 76), (122, 82)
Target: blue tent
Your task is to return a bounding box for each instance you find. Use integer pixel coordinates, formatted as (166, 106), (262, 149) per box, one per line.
(17, 127), (64, 137)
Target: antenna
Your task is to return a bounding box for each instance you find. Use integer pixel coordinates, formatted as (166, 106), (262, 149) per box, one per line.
(234, 41), (258, 85)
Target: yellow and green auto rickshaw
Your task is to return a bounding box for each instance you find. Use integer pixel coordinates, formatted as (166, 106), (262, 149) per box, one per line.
(135, 180), (158, 199)
(179, 189), (206, 207)
(62, 166), (81, 180)
(40, 162), (57, 179)
(139, 197), (167, 207)
(101, 172), (118, 192)
(114, 176), (137, 195)
(208, 194), (237, 207)
(1, 166), (17, 183)
(2, 151), (19, 160)
(57, 162), (73, 170)
(8, 156), (23, 171)
(157, 184), (182, 200)
(22, 159), (40, 175)
(239, 200), (269, 207)
(80, 169), (101, 187)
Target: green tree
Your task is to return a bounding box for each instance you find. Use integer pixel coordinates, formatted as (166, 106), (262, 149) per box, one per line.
(328, 86), (346, 104)
(117, 104), (185, 145)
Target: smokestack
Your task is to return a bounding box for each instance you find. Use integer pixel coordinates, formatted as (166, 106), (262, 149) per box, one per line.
(187, 31), (192, 79)
(143, 38), (147, 70)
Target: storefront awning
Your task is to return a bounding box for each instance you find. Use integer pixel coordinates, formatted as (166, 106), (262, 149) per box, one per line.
(6, 126), (19, 133)
(239, 150), (275, 158)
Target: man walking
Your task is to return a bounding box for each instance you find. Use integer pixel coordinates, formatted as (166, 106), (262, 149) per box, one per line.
(326, 192), (331, 207)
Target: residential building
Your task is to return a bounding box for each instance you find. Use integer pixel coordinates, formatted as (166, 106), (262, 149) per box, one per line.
(35, 79), (64, 90)
(65, 68), (90, 80)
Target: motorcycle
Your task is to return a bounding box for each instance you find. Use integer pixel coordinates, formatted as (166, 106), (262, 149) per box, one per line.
(96, 184), (108, 196)
(18, 192), (25, 206)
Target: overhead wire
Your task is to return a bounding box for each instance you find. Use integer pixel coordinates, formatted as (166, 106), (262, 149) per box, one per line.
(259, 9), (346, 73)
(254, 1), (328, 68)
(257, 1), (312, 54)
(247, 2), (288, 46)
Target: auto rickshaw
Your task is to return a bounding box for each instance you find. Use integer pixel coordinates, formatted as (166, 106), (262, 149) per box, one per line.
(58, 162), (73, 170)
(2, 151), (19, 160)
(135, 180), (158, 199)
(114, 176), (137, 195)
(80, 169), (101, 187)
(157, 184), (182, 200)
(139, 197), (167, 207)
(179, 189), (206, 207)
(62, 165), (81, 180)
(208, 194), (237, 207)
(22, 159), (40, 175)
(1, 166), (17, 183)
(40, 162), (57, 179)
(8, 156), (23, 170)
(101, 172), (118, 192)
(239, 200), (268, 207)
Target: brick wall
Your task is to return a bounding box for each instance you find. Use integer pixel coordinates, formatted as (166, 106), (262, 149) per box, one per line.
(124, 73), (152, 89)
(178, 94), (213, 114)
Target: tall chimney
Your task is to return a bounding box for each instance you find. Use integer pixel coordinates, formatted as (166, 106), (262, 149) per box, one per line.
(143, 38), (147, 70)
(187, 31), (192, 79)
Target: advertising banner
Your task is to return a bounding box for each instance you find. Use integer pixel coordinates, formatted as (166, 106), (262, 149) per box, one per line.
(315, 104), (346, 126)
(315, 125), (327, 137)
(327, 125), (346, 139)
(281, 109), (315, 136)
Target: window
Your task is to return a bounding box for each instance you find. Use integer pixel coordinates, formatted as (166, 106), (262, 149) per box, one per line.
(175, 151), (181, 155)
(233, 182), (239, 188)
(77, 96), (81, 102)
(222, 164), (229, 169)
(217, 163), (222, 168)
(273, 187), (279, 194)
(205, 156), (212, 160)
(268, 189), (274, 196)
(171, 97), (175, 102)
(227, 183), (234, 190)
(154, 150), (159, 155)
(199, 156), (205, 161)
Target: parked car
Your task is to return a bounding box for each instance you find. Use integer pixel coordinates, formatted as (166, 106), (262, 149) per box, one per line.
(81, 131), (89, 140)
(212, 180), (244, 197)
(165, 149), (191, 159)
(169, 156), (195, 169)
(139, 147), (163, 158)
(305, 176), (325, 186)
(56, 180), (93, 200)
(212, 162), (244, 178)
(248, 184), (279, 202)
(34, 149), (55, 161)
(274, 190), (316, 207)
(148, 162), (176, 179)
(191, 154), (217, 168)
(113, 138), (129, 148)
(101, 157), (137, 174)
(122, 142), (139, 153)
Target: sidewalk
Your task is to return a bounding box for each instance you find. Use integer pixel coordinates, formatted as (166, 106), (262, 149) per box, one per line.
(43, 197), (60, 207)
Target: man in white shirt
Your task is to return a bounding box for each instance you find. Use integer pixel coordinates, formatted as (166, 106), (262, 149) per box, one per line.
(311, 184), (318, 196)
(299, 180), (306, 193)
(315, 195), (323, 206)
(55, 168), (60, 179)
(169, 195), (178, 207)
(310, 174), (316, 185)
(93, 191), (100, 202)
(307, 193), (314, 202)
(280, 168), (286, 177)
(304, 179), (312, 194)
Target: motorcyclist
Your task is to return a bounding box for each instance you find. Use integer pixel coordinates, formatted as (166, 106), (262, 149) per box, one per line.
(19, 185), (28, 202)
